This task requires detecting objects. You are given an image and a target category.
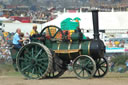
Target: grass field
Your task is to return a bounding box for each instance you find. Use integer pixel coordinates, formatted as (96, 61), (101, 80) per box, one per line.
(1, 64), (128, 78)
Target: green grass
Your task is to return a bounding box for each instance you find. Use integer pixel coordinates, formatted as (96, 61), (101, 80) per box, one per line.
(0, 64), (21, 77)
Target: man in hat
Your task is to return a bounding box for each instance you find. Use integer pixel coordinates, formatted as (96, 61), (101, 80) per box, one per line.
(30, 24), (38, 36)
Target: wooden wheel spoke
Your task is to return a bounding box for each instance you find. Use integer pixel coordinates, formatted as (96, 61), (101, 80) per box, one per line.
(40, 61), (48, 66)
(32, 68), (35, 74)
(21, 65), (31, 72)
(40, 52), (47, 58)
(38, 67), (43, 76)
(78, 69), (83, 75)
(99, 67), (105, 73)
(37, 64), (47, 70)
(48, 27), (52, 37)
(99, 61), (105, 66)
(35, 49), (43, 58)
(53, 30), (59, 38)
(86, 68), (92, 73)
(35, 45), (38, 52)
(87, 64), (93, 67)
(97, 69), (101, 76)
(31, 48), (34, 57)
(84, 59), (90, 67)
(24, 54), (31, 59)
(24, 48), (31, 55)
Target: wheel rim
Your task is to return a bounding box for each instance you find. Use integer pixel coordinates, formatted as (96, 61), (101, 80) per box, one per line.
(40, 25), (64, 39)
(93, 57), (108, 78)
(73, 55), (96, 79)
(16, 43), (52, 79)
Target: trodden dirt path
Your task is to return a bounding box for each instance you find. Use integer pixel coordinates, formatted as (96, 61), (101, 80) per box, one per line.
(0, 76), (128, 85)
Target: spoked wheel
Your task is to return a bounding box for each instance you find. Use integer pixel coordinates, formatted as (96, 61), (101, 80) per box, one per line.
(16, 42), (52, 79)
(93, 57), (109, 78)
(40, 25), (64, 40)
(46, 70), (65, 78)
(73, 55), (96, 79)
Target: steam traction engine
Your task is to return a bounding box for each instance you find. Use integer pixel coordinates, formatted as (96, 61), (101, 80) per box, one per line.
(12, 10), (108, 79)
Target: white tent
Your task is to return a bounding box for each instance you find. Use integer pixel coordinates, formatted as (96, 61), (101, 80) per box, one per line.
(42, 12), (128, 30)
(3, 12), (128, 34)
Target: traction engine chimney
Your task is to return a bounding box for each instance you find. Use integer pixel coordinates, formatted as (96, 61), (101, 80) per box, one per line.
(92, 10), (100, 40)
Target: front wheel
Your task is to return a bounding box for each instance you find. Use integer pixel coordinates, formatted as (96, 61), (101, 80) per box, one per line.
(73, 55), (96, 79)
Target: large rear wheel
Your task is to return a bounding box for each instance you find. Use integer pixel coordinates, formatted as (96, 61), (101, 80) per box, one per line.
(16, 42), (52, 79)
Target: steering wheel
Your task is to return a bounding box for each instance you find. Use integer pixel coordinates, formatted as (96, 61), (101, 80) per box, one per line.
(40, 25), (64, 40)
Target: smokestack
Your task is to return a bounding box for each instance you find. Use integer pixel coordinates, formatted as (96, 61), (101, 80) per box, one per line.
(92, 10), (100, 40)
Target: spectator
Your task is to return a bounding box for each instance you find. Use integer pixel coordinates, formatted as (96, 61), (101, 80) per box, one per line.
(24, 32), (29, 38)
(30, 24), (38, 36)
(108, 40), (113, 47)
(19, 32), (24, 39)
(12, 28), (23, 50)
(114, 41), (120, 47)
(119, 40), (125, 48)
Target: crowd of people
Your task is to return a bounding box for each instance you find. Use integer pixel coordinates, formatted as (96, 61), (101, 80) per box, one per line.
(27, 11), (50, 21)
(4, 9), (56, 23)
(106, 40), (126, 48)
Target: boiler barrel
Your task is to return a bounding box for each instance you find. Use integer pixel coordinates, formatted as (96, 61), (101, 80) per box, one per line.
(51, 40), (91, 60)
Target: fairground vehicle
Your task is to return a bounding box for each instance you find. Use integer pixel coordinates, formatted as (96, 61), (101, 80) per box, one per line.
(10, 10), (108, 79)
